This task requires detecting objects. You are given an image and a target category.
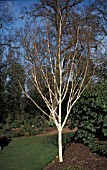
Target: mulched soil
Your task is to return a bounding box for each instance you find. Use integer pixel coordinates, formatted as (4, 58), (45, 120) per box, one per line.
(44, 142), (107, 170)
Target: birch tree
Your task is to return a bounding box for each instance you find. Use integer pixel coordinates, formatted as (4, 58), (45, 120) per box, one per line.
(18, 0), (95, 162)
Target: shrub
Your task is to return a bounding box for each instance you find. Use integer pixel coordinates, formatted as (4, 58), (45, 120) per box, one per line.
(0, 124), (39, 138)
(0, 123), (3, 129)
(35, 115), (46, 128)
(91, 141), (107, 157)
(0, 125), (12, 138)
(24, 132), (30, 136)
(11, 120), (22, 128)
(70, 81), (107, 156)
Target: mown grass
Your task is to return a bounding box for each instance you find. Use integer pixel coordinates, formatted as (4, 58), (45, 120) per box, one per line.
(0, 135), (58, 170)
(0, 132), (73, 170)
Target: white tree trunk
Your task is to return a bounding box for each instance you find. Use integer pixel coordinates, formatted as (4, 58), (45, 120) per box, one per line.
(58, 128), (63, 162)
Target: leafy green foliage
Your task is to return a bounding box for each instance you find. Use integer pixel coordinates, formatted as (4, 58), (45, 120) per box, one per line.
(5, 62), (25, 119)
(0, 61), (7, 124)
(70, 81), (107, 156)
(91, 141), (107, 157)
(0, 61), (26, 124)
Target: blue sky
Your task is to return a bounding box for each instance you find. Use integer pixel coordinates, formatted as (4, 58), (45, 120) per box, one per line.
(8, 0), (39, 28)
(13, 0), (39, 10)
(13, 0), (39, 16)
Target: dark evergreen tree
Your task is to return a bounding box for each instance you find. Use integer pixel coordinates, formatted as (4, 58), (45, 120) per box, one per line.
(5, 60), (25, 122)
(0, 47), (7, 124)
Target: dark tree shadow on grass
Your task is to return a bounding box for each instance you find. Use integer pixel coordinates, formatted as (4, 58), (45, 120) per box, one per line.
(45, 133), (74, 155)
(0, 137), (12, 150)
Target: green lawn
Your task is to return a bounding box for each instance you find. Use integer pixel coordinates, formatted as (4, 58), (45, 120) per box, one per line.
(0, 133), (73, 170)
(0, 135), (58, 170)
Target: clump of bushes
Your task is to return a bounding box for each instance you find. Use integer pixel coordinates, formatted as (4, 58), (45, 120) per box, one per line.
(11, 125), (39, 137)
(0, 124), (39, 138)
(70, 81), (107, 157)
(0, 114), (55, 138)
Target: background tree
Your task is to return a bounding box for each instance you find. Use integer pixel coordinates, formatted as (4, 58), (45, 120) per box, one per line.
(0, 47), (25, 125)
(95, 54), (107, 82)
(5, 57), (25, 120)
(0, 0), (14, 30)
(0, 47), (7, 125)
